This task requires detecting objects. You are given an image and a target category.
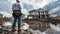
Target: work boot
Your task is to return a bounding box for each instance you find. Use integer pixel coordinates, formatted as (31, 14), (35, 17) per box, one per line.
(12, 28), (16, 32)
(11, 28), (16, 34)
(18, 29), (22, 34)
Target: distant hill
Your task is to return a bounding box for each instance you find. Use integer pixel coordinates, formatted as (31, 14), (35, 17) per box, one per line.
(53, 16), (60, 19)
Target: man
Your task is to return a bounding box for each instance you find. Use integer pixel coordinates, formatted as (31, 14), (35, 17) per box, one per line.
(12, 0), (22, 33)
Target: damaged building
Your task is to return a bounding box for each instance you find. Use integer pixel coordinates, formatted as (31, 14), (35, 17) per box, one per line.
(23, 8), (60, 32)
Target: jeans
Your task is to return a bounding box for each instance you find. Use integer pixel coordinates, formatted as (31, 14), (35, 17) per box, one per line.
(12, 16), (21, 28)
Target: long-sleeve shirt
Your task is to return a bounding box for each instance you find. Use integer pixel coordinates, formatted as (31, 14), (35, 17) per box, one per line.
(12, 3), (21, 11)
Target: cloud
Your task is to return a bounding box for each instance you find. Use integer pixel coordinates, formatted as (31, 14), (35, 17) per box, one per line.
(49, 6), (60, 14)
(44, 0), (60, 16)
(0, 11), (12, 17)
(0, 0), (12, 12)
(0, 0), (12, 17)
(21, 0), (57, 8)
(7, 0), (16, 3)
(0, 0), (59, 17)
(21, 0), (58, 15)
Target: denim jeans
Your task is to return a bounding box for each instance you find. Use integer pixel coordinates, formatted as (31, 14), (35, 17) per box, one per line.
(12, 16), (21, 28)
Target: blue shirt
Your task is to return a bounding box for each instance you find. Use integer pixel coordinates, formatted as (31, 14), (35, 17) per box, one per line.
(12, 3), (21, 10)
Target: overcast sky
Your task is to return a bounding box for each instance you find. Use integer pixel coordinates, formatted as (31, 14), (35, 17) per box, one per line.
(0, 0), (59, 17)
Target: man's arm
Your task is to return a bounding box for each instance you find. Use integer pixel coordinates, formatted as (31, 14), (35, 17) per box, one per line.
(19, 4), (22, 12)
(19, 4), (23, 16)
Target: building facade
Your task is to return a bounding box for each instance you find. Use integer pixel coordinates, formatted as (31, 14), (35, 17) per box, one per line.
(38, 8), (49, 19)
(23, 8), (60, 32)
(28, 8), (49, 19)
(22, 8), (50, 32)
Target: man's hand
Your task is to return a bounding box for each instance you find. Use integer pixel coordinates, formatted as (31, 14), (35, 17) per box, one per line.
(20, 13), (22, 16)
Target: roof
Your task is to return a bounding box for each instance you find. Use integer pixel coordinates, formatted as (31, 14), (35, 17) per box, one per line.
(29, 8), (48, 13)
